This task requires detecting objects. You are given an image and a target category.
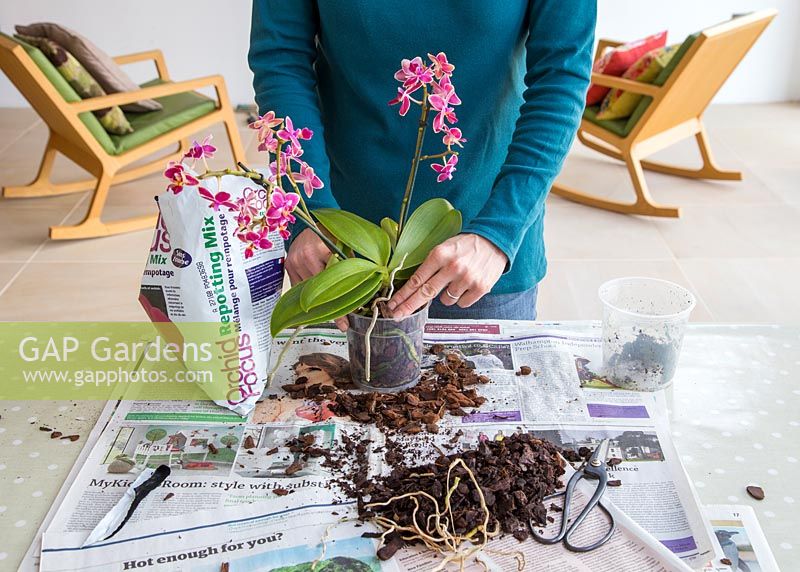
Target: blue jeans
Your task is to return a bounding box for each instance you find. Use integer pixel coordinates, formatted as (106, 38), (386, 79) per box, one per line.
(428, 285), (538, 321)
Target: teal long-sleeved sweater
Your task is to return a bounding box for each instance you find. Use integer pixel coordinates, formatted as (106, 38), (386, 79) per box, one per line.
(249, 1), (595, 294)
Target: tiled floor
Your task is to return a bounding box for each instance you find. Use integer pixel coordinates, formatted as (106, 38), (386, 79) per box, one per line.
(0, 104), (798, 323)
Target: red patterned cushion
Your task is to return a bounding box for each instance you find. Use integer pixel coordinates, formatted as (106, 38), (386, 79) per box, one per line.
(586, 31), (668, 105)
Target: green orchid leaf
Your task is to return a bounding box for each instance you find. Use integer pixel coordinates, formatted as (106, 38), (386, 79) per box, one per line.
(271, 274), (382, 337)
(300, 258), (382, 311)
(271, 283), (306, 338)
(381, 217), (398, 250)
(390, 198), (462, 271)
(325, 241), (348, 269)
(393, 265), (420, 281)
(313, 209), (391, 265)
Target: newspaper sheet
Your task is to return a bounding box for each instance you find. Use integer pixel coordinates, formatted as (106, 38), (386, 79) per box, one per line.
(702, 505), (780, 572)
(37, 320), (717, 569)
(40, 473), (692, 572)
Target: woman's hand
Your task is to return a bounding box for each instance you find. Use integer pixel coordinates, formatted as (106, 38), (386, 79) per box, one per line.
(285, 228), (350, 331)
(285, 228), (331, 285)
(388, 234), (507, 318)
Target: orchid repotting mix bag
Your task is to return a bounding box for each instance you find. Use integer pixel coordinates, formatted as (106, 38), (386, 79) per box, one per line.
(139, 172), (284, 415)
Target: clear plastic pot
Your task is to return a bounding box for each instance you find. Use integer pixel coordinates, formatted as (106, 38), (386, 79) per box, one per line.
(347, 306), (428, 392)
(599, 277), (695, 391)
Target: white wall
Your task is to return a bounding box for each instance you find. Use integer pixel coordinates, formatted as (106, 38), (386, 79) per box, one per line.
(0, 0), (254, 108)
(596, 0), (800, 103)
(1, 0), (798, 108)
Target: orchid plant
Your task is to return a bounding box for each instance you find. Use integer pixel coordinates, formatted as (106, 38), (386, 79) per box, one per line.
(163, 52), (464, 339)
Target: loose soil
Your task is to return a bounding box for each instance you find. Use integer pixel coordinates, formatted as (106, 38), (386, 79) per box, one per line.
(359, 433), (566, 559)
(273, 351), (570, 563)
(282, 350), (489, 434)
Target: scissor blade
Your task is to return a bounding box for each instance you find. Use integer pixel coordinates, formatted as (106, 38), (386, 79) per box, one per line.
(590, 439), (611, 466)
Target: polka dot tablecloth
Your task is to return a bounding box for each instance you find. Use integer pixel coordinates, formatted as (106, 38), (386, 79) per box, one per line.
(0, 324), (797, 571)
(0, 401), (104, 571)
(666, 324), (799, 570)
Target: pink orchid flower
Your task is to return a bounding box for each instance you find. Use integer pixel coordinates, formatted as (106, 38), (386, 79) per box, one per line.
(234, 189), (260, 226)
(293, 161), (324, 197)
(235, 211), (253, 228)
(394, 57), (433, 89)
(389, 86), (421, 116)
(267, 159), (289, 186)
(428, 52), (455, 79)
(257, 129), (278, 153)
(183, 135), (216, 161)
(442, 126), (467, 148)
(282, 143), (304, 161)
(431, 154), (458, 183)
(239, 227), (273, 259)
(429, 77), (461, 133)
(266, 189), (300, 233)
(198, 187), (235, 211)
(276, 117), (313, 149)
(431, 104), (458, 133)
(429, 75), (462, 107)
(248, 111), (282, 132)
(163, 162), (199, 195)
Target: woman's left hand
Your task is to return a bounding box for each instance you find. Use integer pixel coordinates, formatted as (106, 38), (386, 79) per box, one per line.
(387, 233), (507, 318)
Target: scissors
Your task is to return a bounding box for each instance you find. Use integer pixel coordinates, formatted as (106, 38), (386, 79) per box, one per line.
(530, 438), (616, 552)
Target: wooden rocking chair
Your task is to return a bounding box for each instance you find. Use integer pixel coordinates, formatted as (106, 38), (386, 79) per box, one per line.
(552, 10), (776, 217)
(0, 33), (246, 239)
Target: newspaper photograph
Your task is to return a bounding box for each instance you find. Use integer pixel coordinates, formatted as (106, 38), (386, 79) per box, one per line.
(42, 405), (376, 543)
(703, 505), (780, 572)
(34, 321), (717, 570)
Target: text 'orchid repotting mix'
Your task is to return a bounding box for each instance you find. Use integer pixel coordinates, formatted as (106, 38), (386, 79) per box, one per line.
(139, 52), (464, 410)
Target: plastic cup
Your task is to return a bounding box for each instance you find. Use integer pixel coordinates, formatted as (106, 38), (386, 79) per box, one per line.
(598, 277), (695, 391)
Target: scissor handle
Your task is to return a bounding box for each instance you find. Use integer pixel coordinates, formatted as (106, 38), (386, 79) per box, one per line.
(529, 466), (584, 545)
(564, 498), (616, 552)
(530, 463), (616, 552)
(529, 490), (568, 544)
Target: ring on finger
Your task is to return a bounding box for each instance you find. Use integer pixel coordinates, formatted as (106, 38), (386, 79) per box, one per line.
(445, 288), (459, 300)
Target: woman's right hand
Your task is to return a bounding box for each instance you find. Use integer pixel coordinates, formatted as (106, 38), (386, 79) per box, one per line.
(285, 228), (331, 285)
(284, 229), (350, 331)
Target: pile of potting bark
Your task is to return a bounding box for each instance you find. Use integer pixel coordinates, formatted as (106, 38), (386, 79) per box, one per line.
(331, 350), (489, 433)
(281, 348), (489, 434)
(359, 433), (566, 559)
(278, 428), (567, 560)
(275, 350), (570, 561)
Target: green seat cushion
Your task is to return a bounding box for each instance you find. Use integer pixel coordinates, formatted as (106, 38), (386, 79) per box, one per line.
(583, 104), (629, 137)
(8, 33), (116, 153)
(109, 79), (217, 154)
(583, 32), (700, 137)
(7, 33), (217, 156)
